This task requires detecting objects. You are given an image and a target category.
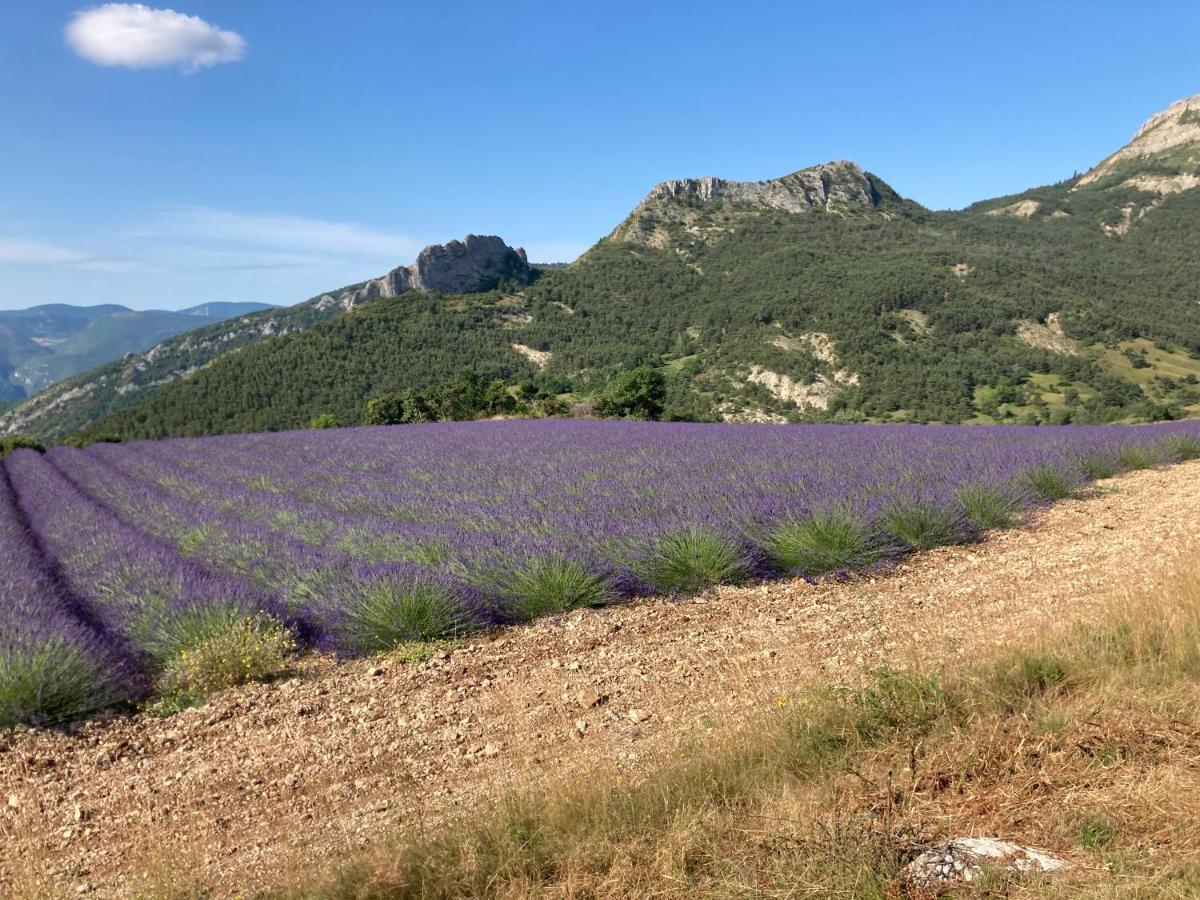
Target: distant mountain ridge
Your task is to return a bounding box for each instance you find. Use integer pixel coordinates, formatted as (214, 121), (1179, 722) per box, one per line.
(0, 301), (275, 401)
(0, 237), (532, 439)
(179, 302), (278, 318)
(3, 94), (1200, 440)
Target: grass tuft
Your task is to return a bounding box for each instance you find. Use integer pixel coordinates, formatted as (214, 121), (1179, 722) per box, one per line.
(765, 508), (880, 576)
(495, 557), (615, 622)
(0, 639), (129, 728)
(339, 579), (480, 655)
(1021, 464), (1076, 501)
(1077, 814), (1118, 850)
(987, 650), (1073, 709)
(1078, 450), (1121, 481)
(850, 667), (953, 742)
(956, 484), (1020, 531)
(878, 499), (962, 551)
(641, 529), (752, 594)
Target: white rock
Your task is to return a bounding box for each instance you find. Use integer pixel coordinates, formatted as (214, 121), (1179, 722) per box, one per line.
(903, 837), (1067, 888)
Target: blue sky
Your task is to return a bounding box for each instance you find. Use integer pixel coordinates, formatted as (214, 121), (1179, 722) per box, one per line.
(1, 1), (1197, 310)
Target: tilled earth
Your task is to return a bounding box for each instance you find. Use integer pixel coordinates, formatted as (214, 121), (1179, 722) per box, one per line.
(2, 462), (1199, 897)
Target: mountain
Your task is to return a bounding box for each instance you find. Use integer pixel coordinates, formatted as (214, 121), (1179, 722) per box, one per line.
(179, 302), (276, 318)
(343, 235), (533, 306)
(609, 160), (912, 246)
(0, 302), (275, 401)
(0, 237), (533, 440)
(4, 94), (1200, 441)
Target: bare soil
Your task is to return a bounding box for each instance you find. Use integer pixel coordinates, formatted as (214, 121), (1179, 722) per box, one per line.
(2, 463), (1199, 898)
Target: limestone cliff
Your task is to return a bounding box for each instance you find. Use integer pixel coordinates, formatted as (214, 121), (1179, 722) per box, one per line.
(344, 235), (532, 307)
(610, 160), (907, 247)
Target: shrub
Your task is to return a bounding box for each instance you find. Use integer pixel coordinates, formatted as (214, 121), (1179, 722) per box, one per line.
(0, 437), (45, 459)
(538, 396), (570, 418)
(642, 529), (751, 593)
(1021, 465), (1075, 501)
(988, 651), (1072, 708)
(879, 499), (961, 551)
(366, 391), (435, 426)
(138, 603), (265, 666)
(495, 557), (614, 622)
(59, 433), (124, 448)
(766, 509), (880, 575)
(157, 613), (296, 707)
(1116, 444), (1157, 470)
(851, 667), (952, 741)
(309, 413), (339, 429)
(598, 366), (667, 420)
(956, 484), (1019, 531)
(1158, 434), (1200, 463)
(0, 638), (129, 728)
(1078, 451), (1121, 480)
(339, 578), (480, 655)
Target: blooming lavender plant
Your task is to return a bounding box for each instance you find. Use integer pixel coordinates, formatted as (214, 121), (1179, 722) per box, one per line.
(4, 419), (1200, 727)
(0, 467), (136, 726)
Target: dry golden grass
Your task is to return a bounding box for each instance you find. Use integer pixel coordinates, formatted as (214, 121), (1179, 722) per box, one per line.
(276, 563), (1200, 899)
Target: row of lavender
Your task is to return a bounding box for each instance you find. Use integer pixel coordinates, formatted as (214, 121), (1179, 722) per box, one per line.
(4, 420), (1200, 726)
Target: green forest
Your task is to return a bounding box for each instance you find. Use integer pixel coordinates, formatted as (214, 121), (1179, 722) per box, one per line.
(0, 136), (1195, 443)
(77, 173), (1200, 440)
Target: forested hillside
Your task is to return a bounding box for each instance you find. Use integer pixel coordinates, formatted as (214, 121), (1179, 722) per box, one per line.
(0, 302), (273, 401)
(6, 94), (1200, 441)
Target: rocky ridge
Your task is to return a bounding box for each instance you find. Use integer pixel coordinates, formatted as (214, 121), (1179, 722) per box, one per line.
(339, 235), (533, 307)
(1079, 93), (1200, 187)
(611, 160), (905, 246)
(0, 235), (532, 440)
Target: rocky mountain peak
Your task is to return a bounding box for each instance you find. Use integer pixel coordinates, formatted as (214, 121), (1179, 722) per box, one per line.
(612, 161), (902, 247)
(337, 235), (533, 309)
(1078, 92), (1200, 186)
(643, 160), (884, 213)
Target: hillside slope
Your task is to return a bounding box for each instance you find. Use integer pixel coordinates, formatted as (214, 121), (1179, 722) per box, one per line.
(0, 236), (530, 441)
(7, 95), (1200, 440)
(0, 302), (274, 401)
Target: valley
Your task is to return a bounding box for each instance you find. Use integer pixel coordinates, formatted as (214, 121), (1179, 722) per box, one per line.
(0, 302), (273, 402)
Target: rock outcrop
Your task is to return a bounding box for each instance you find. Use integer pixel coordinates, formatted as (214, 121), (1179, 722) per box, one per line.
(1079, 93), (1200, 186)
(643, 160), (887, 212)
(347, 235), (532, 306)
(900, 838), (1068, 890)
(611, 161), (905, 246)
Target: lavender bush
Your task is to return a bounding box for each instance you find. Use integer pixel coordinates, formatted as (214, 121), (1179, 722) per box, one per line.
(0, 469), (135, 726)
(3, 419), (1200, 726)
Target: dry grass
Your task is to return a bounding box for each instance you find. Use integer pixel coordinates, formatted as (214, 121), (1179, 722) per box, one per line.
(277, 563), (1200, 899)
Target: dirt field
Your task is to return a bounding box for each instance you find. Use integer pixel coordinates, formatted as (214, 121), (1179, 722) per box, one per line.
(2, 462), (1199, 897)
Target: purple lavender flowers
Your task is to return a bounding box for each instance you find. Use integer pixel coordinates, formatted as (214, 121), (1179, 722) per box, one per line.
(2, 420), (1199, 726)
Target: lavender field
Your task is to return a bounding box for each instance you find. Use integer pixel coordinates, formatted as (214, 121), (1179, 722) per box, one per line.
(4, 420), (1200, 727)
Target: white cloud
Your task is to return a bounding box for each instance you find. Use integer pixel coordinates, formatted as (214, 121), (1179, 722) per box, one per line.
(161, 208), (424, 260)
(66, 4), (246, 72)
(0, 239), (94, 265)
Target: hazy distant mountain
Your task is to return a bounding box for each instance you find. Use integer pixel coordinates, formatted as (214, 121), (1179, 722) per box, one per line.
(0, 238), (531, 439)
(179, 302), (277, 318)
(0, 302), (274, 399)
(4, 93), (1200, 440)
